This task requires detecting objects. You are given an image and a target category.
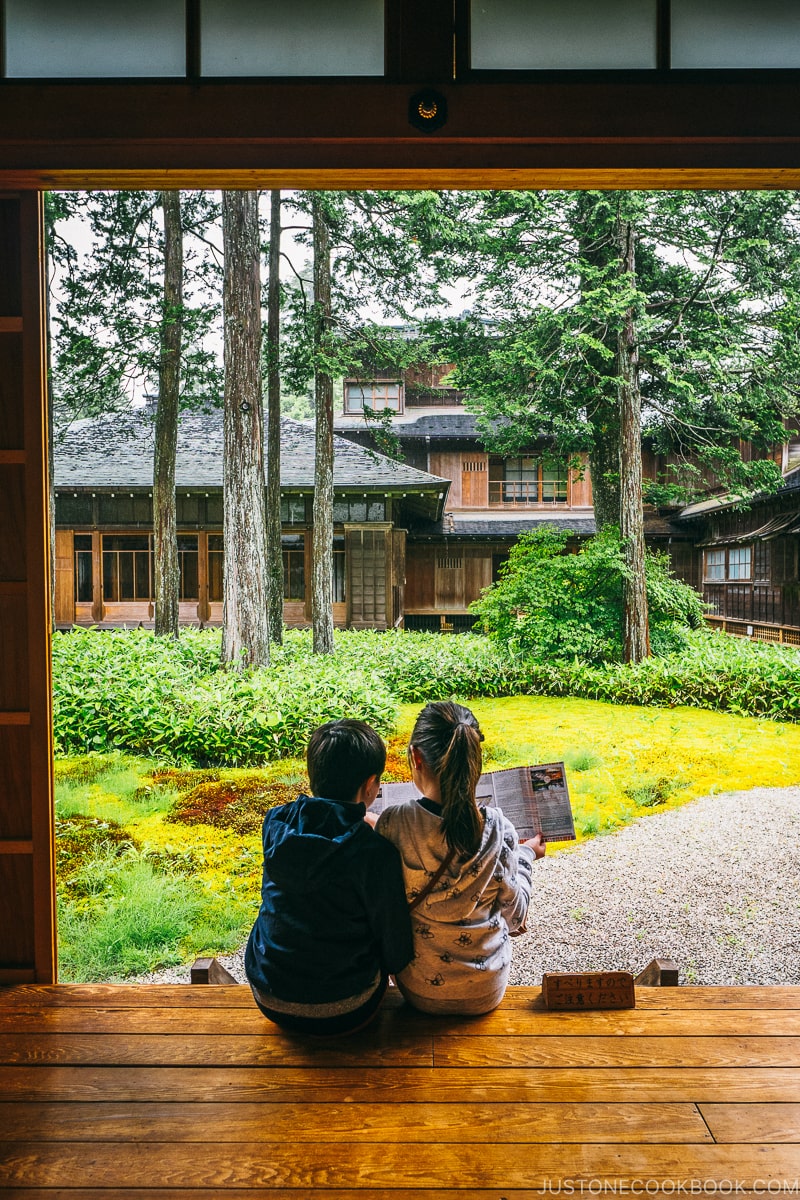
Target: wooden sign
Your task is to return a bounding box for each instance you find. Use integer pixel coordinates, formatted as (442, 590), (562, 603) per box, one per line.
(541, 971), (636, 1010)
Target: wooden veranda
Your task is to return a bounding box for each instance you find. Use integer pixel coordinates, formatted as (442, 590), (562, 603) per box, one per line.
(1, 982), (799, 1195)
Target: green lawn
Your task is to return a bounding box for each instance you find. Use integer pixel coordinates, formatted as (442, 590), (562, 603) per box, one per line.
(55, 697), (800, 981)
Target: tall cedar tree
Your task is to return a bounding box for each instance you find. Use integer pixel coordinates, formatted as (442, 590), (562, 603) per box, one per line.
(429, 190), (800, 661)
(265, 190), (284, 644)
(47, 191), (221, 628)
(221, 191), (271, 669)
(153, 191), (183, 638)
(282, 191), (449, 652)
(311, 194), (335, 654)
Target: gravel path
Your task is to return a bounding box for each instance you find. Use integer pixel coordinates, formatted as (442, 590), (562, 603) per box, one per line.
(134, 786), (800, 987)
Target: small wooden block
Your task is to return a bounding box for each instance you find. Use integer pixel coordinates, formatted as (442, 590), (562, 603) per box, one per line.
(541, 971), (636, 1010)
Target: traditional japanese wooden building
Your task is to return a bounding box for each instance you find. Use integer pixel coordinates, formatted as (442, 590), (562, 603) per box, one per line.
(336, 365), (597, 629)
(53, 409), (448, 632)
(674, 465), (800, 645)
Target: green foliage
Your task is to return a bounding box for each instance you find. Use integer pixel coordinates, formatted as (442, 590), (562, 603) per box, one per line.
(52, 628), (397, 765)
(428, 190), (800, 512)
(624, 776), (677, 808)
(57, 849), (204, 981)
(518, 630), (800, 723)
(471, 527), (705, 665)
(564, 748), (603, 772)
(52, 624), (800, 786)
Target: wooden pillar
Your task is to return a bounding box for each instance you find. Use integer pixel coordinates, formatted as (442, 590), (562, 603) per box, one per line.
(0, 191), (56, 984)
(53, 529), (74, 626)
(197, 530), (210, 623)
(91, 529), (103, 623)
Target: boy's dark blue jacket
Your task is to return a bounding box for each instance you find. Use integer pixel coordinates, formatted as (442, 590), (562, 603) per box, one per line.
(245, 794), (414, 1004)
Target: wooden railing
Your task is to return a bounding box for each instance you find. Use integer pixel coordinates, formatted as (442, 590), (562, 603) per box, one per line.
(706, 615), (800, 646)
(488, 481), (568, 506)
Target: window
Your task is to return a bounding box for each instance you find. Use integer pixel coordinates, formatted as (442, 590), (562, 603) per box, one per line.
(281, 495), (307, 524)
(282, 535), (305, 601)
(344, 381), (402, 414)
(491, 457), (569, 505)
(74, 535), (93, 603)
(102, 535), (152, 602)
(503, 457), (539, 503)
(333, 497), (386, 522)
(201, 0), (385, 78)
(705, 549), (726, 581)
(333, 536), (346, 603)
(541, 464), (569, 503)
(178, 536), (199, 600)
(56, 494), (93, 526)
(471, 0), (657, 70)
(98, 494), (153, 525)
(208, 534), (224, 602)
(5, 0), (186, 78)
(728, 546), (752, 581)
(704, 546), (752, 581)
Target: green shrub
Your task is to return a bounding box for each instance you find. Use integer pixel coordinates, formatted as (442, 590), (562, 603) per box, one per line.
(52, 622), (800, 774)
(471, 526), (705, 665)
(519, 630), (800, 723)
(52, 628), (397, 765)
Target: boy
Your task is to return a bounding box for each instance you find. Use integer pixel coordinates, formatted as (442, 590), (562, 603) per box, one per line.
(245, 719), (413, 1034)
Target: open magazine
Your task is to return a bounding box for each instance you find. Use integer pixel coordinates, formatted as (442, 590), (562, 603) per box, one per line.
(373, 762), (576, 842)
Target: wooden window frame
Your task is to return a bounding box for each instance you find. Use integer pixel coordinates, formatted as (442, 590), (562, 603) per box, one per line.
(343, 380), (404, 415)
(703, 544), (754, 583)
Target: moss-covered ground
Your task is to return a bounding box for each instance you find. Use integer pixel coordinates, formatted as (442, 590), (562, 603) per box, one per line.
(55, 697), (800, 980)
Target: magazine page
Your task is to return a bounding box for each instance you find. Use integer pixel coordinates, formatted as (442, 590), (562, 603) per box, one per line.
(371, 780), (421, 816)
(373, 763), (575, 842)
(483, 766), (537, 838)
(527, 762), (576, 842)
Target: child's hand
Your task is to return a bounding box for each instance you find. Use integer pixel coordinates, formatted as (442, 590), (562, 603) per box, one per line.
(363, 810), (379, 828)
(522, 833), (546, 859)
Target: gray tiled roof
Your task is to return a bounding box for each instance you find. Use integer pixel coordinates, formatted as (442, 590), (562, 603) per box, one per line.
(54, 408), (448, 493)
(395, 414), (482, 438)
(409, 515), (597, 540)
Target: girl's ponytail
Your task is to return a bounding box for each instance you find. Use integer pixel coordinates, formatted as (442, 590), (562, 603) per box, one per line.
(410, 702), (483, 859)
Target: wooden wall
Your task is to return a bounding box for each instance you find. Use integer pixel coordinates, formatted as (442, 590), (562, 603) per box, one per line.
(0, 193), (55, 984)
(405, 544), (493, 613)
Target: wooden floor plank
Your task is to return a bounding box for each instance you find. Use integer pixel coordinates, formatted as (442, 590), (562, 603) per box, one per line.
(0, 985), (256, 1008)
(1, 1141), (795, 1190)
(0, 1193), (784, 1200)
(435, 1036), (800, 1069)
(8, 1032), (797, 1069)
(2, 984), (800, 1009)
(0, 1033), (432, 1068)
(0, 1100), (713, 1144)
(699, 1103), (800, 1143)
(2, 1065), (799, 1103)
(3, 1006), (800, 1037)
(1, 1192), (770, 1200)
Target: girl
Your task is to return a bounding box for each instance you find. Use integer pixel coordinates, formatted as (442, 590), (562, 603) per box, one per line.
(375, 700), (545, 1015)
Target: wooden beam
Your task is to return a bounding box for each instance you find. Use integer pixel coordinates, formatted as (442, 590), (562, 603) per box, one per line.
(0, 77), (800, 184)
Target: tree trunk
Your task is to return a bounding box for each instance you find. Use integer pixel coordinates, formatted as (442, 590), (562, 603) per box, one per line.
(221, 191), (270, 669)
(588, 401), (622, 531)
(265, 189), (284, 644)
(311, 194), (335, 655)
(575, 193), (621, 531)
(617, 217), (650, 664)
(153, 190), (183, 638)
